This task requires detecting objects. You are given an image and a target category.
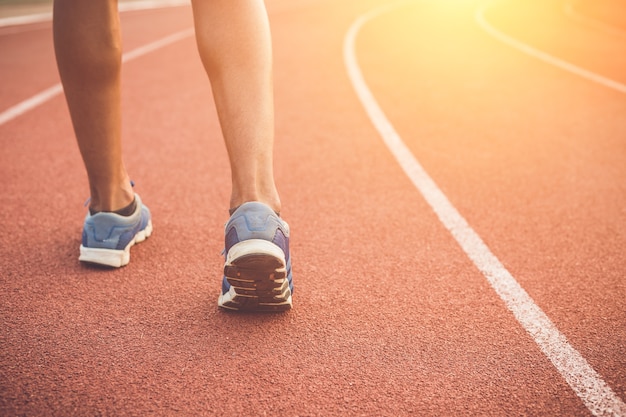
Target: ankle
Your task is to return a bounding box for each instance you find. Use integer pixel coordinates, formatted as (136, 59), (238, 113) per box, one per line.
(230, 195), (281, 215)
(88, 181), (135, 213)
(89, 196), (136, 216)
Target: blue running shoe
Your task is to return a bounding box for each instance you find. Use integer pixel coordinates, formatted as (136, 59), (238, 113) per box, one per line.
(219, 202), (293, 312)
(79, 194), (153, 268)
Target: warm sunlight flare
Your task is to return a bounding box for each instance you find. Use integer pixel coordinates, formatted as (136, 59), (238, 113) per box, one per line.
(357, 0), (626, 92)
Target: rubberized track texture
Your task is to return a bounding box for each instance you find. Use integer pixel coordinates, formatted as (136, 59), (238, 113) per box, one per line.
(1, 0), (625, 416)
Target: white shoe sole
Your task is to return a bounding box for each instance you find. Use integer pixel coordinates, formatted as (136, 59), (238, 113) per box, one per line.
(79, 220), (153, 268)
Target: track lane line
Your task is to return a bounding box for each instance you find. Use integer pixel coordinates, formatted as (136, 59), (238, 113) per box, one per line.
(476, 2), (626, 94)
(343, 2), (626, 416)
(0, 27), (194, 128)
(0, 0), (190, 28)
(0, 12), (51, 28)
(563, 1), (626, 39)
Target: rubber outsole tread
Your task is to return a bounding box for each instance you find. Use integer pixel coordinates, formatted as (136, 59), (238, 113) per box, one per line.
(219, 253), (292, 312)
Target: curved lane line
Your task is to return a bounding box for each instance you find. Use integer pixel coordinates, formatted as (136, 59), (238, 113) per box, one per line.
(0, 28), (194, 127)
(343, 2), (626, 416)
(563, 1), (626, 39)
(476, 2), (626, 94)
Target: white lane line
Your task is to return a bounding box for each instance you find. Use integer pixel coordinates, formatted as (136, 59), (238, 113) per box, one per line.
(0, 84), (63, 127)
(0, 12), (51, 28)
(343, 2), (626, 417)
(0, 0), (190, 28)
(0, 27), (194, 127)
(476, 2), (626, 94)
(117, 0), (189, 13)
(121, 27), (193, 62)
(563, 1), (626, 39)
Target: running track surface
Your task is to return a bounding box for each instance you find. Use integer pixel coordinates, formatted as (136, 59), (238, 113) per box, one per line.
(1, 0), (625, 415)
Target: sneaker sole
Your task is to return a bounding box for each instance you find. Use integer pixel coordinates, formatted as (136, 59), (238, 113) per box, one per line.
(219, 239), (292, 312)
(79, 220), (153, 268)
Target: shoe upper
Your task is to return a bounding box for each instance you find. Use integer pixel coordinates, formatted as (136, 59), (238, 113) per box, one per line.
(225, 202), (290, 256)
(82, 194), (151, 250)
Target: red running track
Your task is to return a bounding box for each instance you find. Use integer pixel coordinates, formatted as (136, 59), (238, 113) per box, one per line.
(1, 0), (625, 415)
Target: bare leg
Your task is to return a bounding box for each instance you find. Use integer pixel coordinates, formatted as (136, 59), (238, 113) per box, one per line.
(190, 0), (281, 213)
(53, 0), (134, 213)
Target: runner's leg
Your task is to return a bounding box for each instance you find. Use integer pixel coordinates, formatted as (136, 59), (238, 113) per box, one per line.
(53, 0), (134, 213)
(190, 0), (281, 213)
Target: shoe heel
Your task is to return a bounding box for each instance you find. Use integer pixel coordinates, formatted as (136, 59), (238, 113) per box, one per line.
(220, 251), (292, 311)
